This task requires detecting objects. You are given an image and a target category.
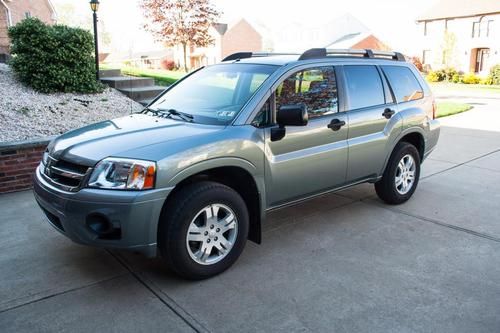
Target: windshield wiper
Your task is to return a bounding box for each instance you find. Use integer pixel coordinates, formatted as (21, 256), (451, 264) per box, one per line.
(144, 107), (194, 122)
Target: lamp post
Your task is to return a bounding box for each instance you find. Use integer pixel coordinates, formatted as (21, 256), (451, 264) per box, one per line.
(90, 0), (100, 80)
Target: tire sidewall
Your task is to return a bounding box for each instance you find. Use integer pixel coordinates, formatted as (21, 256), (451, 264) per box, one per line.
(385, 143), (421, 202)
(161, 183), (249, 279)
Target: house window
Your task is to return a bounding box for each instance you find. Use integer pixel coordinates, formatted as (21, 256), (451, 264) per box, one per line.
(423, 22), (428, 36)
(25, 12), (31, 19)
(473, 16), (491, 38)
(472, 22), (479, 38)
(487, 20), (494, 37)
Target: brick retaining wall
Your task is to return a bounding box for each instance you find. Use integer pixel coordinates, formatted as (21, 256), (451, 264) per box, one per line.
(0, 138), (52, 194)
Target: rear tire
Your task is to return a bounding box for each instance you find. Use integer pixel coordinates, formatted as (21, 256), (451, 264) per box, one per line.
(158, 181), (249, 280)
(375, 142), (421, 205)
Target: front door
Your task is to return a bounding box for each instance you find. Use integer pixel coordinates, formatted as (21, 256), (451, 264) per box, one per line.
(264, 66), (348, 207)
(475, 48), (490, 73)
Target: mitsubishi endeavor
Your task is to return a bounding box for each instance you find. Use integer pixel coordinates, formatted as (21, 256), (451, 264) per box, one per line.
(34, 48), (440, 279)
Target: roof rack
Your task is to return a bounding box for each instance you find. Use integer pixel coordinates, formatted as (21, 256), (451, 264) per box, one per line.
(298, 48), (406, 61)
(222, 52), (300, 62)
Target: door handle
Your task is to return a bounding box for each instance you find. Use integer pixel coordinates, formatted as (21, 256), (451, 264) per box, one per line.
(327, 118), (346, 131)
(382, 108), (396, 119)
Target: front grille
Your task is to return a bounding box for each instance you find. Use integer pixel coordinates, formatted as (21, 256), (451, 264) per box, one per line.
(42, 155), (92, 192)
(38, 203), (65, 232)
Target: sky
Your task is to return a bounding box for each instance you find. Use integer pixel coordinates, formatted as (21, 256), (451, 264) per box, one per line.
(52, 0), (439, 56)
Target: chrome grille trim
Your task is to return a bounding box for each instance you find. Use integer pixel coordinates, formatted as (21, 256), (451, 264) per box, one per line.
(41, 155), (92, 192)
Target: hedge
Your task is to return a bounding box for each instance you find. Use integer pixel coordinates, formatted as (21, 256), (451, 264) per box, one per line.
(8, 18), (103, 93)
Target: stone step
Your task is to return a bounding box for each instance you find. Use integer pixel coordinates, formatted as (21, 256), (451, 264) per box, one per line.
(118, 86), (166, 101)
(139, 99), (153, 106)
(101, 76), (155, 89)
(99, 69), (121, 78)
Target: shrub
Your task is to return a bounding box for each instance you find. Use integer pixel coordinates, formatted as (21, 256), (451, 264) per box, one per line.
(480, 75), (493, 85)
(426, 70), (441, 82)
(490, 64), (500, 85)
(161, 58), (175, 70)
(461, 72), (480, 84)
(8, 18), (103, 93)
(451, 73), (461, 83)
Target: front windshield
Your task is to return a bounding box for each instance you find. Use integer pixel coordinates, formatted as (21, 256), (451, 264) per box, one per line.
(150, 64), (277, 125)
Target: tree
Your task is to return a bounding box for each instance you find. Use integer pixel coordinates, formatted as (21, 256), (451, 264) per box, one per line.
(141, 0), (221, 72)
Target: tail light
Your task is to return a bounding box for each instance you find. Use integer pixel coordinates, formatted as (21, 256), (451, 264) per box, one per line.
(431, 99), (437, 119)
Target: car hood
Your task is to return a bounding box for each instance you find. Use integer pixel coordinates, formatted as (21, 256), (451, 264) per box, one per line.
(47, 113), (224, 166)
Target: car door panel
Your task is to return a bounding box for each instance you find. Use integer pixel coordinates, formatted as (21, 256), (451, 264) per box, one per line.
(265, 114), (348, 206)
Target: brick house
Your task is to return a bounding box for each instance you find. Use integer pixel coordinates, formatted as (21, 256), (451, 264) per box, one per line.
(0, 0), (57, 57)
(417, 0), (500, 75)
(325, 32), (391, 51)
(173, 18), (262, 69)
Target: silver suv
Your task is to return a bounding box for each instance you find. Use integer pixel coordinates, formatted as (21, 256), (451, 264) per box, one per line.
(34, 48), (440, 279)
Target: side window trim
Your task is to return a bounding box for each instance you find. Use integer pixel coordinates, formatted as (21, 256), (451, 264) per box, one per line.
(377, 66), (397, 105)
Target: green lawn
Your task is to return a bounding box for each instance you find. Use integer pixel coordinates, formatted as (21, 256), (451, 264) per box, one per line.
(429, 82), (500, 94)
(436, 102), (473, 118)
(100, 64), (185, 86)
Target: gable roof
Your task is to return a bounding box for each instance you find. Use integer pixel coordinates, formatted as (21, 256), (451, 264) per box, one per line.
(417, 0), (500, 21)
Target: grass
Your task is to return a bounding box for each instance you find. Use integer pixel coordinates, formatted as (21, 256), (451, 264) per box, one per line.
(429, 82), (500, 94)
(436, 102), (473, 118)
(100, 64), (185, 86)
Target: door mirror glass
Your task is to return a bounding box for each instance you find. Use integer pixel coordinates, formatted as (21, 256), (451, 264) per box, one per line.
(277, 104), (308, 127)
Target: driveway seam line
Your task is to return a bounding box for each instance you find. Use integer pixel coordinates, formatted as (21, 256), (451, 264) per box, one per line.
(0, 274), (127, 314)
(422, 148), (500, 180)
(106, 250), (210, 333)
(365, 201), (500, 243)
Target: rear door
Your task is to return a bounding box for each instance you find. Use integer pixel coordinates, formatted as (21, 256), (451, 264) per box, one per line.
(342, 64), (401, 181)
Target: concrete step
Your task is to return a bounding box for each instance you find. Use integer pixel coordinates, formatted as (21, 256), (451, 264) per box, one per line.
(138, 99), (153, 106)
(118, 86), (166, 101)
(99, 69), (121, 78)
(101, 76), (155, 89)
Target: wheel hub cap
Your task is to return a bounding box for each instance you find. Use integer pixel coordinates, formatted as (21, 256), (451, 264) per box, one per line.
(186, 203), (238, 265)
(395, 154), (416, 195)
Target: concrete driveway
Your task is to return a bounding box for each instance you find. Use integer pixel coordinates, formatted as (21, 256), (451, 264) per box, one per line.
(1, 98), (500, 332)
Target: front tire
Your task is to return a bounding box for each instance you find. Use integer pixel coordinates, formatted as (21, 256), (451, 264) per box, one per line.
(158, 181), (249, 280)
(375, 142), (421, 205)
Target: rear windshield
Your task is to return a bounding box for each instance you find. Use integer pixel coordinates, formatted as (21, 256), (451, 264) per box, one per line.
(150, 64), (277, 125)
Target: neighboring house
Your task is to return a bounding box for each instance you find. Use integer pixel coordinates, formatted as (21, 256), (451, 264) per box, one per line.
(273, 13), (370, 52)
(173, 18), (262, 69)
(0, 0), (57, 57)
(417, 0), (500, 75)
(325, 32), (391, 51)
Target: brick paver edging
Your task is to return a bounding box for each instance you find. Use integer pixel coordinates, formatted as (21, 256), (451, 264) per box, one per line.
(0, 137), (55, 194)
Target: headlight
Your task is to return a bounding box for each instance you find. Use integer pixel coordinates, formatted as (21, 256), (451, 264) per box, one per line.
(88, 158), (156, 190)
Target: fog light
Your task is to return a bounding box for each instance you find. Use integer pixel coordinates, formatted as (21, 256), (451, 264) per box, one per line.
(86, 214), (113, 235)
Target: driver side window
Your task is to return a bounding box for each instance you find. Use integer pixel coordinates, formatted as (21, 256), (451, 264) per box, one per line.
(276, 66), (338, 119)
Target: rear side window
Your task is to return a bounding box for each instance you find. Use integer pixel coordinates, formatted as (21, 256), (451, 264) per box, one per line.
(382, 66), (424, 103)
(343, 65), (385, 110)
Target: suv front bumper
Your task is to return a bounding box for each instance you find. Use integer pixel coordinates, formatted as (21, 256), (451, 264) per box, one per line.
(33, 164), (172, 257)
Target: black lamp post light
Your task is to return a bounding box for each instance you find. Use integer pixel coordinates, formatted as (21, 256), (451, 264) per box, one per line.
(90, 0), (100, 80)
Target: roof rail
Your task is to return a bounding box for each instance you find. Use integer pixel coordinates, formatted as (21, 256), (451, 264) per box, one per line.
(222, 52), (300, 62)
(298, 48), (406, 62)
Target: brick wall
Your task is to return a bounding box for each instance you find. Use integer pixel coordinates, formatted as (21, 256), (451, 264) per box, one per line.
(1, 0), (56, 55)
(222, 19), (262, 58)
(0, 142), (48, 194)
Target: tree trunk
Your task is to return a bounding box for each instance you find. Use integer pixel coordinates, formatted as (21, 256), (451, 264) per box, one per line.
(182, 43), (188, 72)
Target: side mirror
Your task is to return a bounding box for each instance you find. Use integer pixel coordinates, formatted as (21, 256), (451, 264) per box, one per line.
(277, 104), (308, 127)
(271, 104), (309, 142)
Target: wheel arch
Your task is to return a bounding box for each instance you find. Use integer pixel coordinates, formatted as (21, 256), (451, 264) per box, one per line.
(162, 159), (265, 244)
(380, 128), (426, 176)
